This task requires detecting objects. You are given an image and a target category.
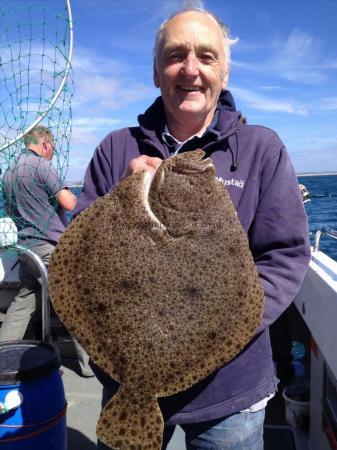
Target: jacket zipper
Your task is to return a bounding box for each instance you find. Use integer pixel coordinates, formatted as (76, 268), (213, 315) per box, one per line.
(202, 128), (239, 153)
(140, 126), (240, 157)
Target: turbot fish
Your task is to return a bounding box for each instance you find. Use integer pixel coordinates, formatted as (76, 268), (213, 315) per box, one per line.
(48, 149), (264, 450)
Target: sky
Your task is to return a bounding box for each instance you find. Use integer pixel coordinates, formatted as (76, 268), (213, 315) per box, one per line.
(2, 0), (337, 180)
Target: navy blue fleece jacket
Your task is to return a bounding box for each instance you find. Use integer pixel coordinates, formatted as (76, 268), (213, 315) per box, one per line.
(74, 90), (310, 423)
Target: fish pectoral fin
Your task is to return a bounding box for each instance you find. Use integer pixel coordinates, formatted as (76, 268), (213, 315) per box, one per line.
(97, 384), (164, 450)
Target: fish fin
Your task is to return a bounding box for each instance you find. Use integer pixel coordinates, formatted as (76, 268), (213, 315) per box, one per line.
(97, 385), (164, 450)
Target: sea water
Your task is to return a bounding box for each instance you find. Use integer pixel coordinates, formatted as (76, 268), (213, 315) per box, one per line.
(1, 176), (337, 262)
(298, 175), (337, 261)
(71, 176), (337, 262)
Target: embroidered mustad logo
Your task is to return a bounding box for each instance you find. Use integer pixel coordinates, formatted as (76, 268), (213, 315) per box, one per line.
(217, 177), (245, 189)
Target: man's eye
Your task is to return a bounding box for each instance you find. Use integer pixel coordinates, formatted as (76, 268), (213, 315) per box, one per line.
(200, 53), (215, 62)
(168, 52), (184, 61)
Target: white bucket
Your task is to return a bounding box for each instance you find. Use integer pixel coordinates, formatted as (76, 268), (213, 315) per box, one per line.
(282, 386), (310, 429)
(0, 217), (18, 246)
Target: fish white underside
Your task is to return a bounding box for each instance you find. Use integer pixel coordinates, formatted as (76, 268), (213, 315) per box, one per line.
(142, 170), (167, 230)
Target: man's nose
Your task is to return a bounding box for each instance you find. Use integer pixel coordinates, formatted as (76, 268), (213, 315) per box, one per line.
(181, 53), (199, 77)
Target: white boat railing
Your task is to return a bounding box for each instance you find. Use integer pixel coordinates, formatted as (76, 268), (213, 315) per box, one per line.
(0, 218), (50, 342)
(313, 227), (337, 252)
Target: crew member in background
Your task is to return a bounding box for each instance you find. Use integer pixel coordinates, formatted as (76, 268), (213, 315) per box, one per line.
(0, 125), (93, 377)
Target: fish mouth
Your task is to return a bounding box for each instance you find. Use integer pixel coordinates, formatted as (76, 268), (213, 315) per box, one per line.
(142, 152), (213, 228)
(173, 158), (213, 175)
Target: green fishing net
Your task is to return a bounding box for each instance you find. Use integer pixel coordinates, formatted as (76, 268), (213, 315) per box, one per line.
(0, 0), (74, 251)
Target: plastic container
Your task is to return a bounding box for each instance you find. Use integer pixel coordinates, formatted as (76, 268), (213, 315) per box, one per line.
(283, 384), (310, 430)
(0, 218), (18, 247)
(291, 340), (306, 360)
(291, 360), (306, 380)
(0, 341), (67, 449)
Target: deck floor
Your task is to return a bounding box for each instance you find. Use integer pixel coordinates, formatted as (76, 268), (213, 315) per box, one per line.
(62, 359), (185, 450)
(62, 359), (309, 450)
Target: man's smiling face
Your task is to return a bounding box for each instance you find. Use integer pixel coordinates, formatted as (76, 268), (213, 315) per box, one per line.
(154, 11), (228, 131)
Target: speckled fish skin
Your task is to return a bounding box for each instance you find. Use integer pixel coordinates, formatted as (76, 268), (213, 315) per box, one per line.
(48, 149), (264, 450)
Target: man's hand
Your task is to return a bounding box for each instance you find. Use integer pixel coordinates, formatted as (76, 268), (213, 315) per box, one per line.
(56, 188), (77, 212)
(123, 155), (162, 179)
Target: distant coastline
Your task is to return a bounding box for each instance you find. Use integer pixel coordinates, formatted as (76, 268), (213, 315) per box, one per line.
(67, 182), (83, 188)
(297, 172), (337, 177)
(67, 173), (337, 184)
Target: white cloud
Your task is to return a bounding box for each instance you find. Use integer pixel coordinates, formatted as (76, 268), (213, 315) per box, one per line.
(325, 59), (337, 69)
(64, 46), (159, 180)
(71, 117), (124, 145)
(260, 85), (283, 91)
(72, 48), (130, 76)
(317, 97), (337, 111)
(74, 0), (180, 18)
(73, 73), (155, 112)
(230, 60), (254, 70)
(302, 135), (337, 147)
(276, 29), (315, 65)
(71, 127), (99, 146)
(72, 48), (155, 115)
(286, 133), (337, 172)
(232, 29), (336, 85)
(74, 117), (122, 127)
(232, 86), (308, 116)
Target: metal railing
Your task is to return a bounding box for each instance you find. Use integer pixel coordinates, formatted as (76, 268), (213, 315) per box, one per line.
(0, 216), (50, 342)
(313, 227), (337, 252)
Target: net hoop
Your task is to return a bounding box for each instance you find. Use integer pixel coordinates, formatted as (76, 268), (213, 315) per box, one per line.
(0, 0), (74, 153)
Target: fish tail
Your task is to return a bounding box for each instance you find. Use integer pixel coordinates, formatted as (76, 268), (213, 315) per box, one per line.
(97, 386), (164, 450)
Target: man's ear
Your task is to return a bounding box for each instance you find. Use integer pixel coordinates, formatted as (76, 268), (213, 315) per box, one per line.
(41, 142), (48, 155)
(153, 59), (160, 88)
(222, 67), (229, 90)
(41, 141), (51, 159)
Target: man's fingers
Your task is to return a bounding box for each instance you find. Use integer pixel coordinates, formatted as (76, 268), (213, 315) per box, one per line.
(146, 157), (162, 170)
(128, 156), (162, 175)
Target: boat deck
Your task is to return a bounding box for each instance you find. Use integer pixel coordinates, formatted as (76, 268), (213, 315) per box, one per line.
(0, 291), (312, 450)
(62, 358), (185, 450)
(62, 356), (310, 450)
(62, 360), (100, 449)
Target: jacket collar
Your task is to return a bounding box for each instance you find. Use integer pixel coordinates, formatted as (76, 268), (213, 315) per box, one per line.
(137, 89), (241, 150)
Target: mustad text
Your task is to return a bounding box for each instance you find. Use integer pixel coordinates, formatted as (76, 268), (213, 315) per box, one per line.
(217, 177), (245, 189)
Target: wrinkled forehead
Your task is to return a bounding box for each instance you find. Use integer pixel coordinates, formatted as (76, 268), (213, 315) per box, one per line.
(158, 11), (225, 57)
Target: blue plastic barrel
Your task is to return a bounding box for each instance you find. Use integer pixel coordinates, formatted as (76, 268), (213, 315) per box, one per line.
(0, 341), (67, 449)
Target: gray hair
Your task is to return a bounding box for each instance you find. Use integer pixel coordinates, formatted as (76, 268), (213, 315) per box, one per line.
(23, 125), (54, 148)
(153, 7), (238, 67)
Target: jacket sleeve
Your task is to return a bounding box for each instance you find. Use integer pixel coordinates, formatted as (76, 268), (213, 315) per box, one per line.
(73, 142), (116, 217)
(248, 145), (311, 332)
(42, 161), (64, 197)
